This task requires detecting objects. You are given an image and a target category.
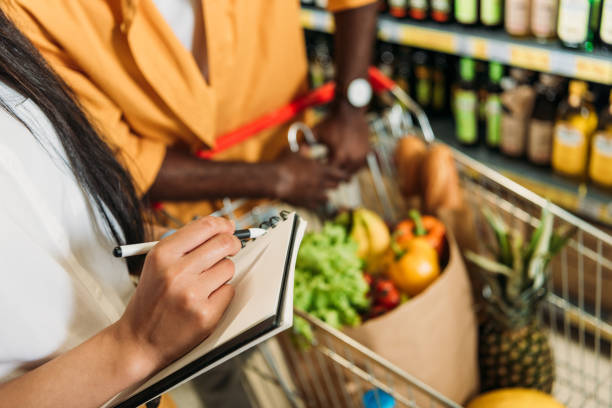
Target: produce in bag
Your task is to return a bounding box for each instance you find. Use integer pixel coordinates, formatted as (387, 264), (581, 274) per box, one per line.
(394, 137), (463, 213)
(293, 222), (370, 342)
(465, 207), (575, 393)
(335, 208), (391, 274)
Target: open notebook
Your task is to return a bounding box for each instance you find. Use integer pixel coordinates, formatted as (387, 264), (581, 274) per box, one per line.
(105, 212), (306, 408)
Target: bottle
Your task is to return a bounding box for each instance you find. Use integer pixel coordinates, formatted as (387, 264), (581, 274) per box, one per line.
(409, 0), (429, 19)
(309, 35), (331, 88)
(531, 0), (559, 41)
(455, 58), (479, 146)
(395, 47), (412, 95)
(505, 0), (532, 37)
(589, 90), (612, 188)
(500, 68), (536, 157)
(477, 61), (488, 134)
(455, 0), (478, 25)
(481, 0), (503, 27)
(413, 51), (432, 109)
(378, 42), (396, 80)
(432, 54), (449, 114)
(552, 80), (598, 178)
(485, 62), (504, 150)
(432, 0), (453, 22)
(557, 0), (595, 50)
(528, 74), (564, 165)
(601, 0), (612, 50)
(389, 0), (410, 17)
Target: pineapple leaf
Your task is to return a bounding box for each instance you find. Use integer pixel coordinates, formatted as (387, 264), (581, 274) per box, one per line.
(526, 207), (554, 282)
(483, 208), (512, 267)
(549, 224), (577, 256)
(506, 232), (524, 301)
(524, 216), (544, 261)
(465, 251), (515, 277)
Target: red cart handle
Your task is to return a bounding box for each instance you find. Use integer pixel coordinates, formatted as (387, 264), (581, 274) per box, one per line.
(196, 66), (395, 159)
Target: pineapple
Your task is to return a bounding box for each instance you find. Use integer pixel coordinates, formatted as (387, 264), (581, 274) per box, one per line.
(466, 207), (574, 393)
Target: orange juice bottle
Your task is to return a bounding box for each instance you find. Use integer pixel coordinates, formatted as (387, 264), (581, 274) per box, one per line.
(552, 81), (598, 178)
(589, 90), (612, 188)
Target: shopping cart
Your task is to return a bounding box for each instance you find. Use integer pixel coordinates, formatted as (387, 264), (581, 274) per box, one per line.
(203, 68), (612, 408)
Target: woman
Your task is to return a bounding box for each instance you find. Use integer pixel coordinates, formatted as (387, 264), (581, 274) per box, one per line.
(0, 7), (238, 407)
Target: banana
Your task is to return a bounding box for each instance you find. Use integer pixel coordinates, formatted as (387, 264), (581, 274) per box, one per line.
(350, 208), (391, 273)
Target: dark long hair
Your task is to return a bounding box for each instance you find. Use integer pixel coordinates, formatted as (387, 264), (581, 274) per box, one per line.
(0, 8), (145, 264)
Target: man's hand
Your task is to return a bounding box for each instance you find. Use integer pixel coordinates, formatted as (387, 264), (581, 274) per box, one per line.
(314, 107), (370, 174)
(273, 151), (348, 208)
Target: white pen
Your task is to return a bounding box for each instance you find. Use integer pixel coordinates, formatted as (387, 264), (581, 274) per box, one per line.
(112, 228), (267, 258)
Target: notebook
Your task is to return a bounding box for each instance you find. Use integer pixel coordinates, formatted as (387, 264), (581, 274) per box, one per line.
(104, 212), (307, 408)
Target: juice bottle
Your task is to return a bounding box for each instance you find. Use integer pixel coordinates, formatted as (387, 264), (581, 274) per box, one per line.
(600, 0), (612, 50)
(528, 74), (564, 165)
(557, 0), (596, 50)
(455, 58), (479, 146)
(485, 62), (504, 150)
(589, 90), (612, 188)
(531, 0), (559, 41)
(432, 53), (449, 114)
(500, 68), (536, 157)
(481, 0), (502, 27)
(506, 0), (532, 37)
(432, 0), (453, 22)
(390, 0), (410, 17)
(395, 47), (411, 95)
(378, 42), (396, 79)
(455, 0), (478, 25)
(552, 81), (598, 178)
(413, 51), (432, 109)
(410, 0), (429, 19)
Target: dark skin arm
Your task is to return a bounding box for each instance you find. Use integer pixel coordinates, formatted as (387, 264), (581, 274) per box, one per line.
(148, 149), (347, 208)
(314, 2), (379, 173)
(149, 2), (376, 206)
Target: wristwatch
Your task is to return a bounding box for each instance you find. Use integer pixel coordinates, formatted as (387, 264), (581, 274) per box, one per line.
(346, 78), (373, 108)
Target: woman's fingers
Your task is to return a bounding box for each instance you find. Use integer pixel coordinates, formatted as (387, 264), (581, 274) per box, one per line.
(179, 233), (241, 275)
(197, 258), (236, 297)
(157, 216), (235, 258)
(201, 284), (235, 328)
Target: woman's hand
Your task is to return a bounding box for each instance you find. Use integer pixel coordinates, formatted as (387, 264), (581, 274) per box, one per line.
(112, 216), (241, 379)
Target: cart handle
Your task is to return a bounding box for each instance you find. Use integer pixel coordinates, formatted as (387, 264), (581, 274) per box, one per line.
(196, 67), (395, 159)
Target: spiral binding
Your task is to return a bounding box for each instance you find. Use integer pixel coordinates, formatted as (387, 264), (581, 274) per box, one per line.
(258, 210), (290, 230)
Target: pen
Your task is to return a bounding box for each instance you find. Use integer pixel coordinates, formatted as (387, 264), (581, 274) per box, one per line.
(112, 228), (267, 258)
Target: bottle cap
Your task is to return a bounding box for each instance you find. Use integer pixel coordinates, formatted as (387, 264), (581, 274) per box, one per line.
(489, 62), (504, 83)
(460, 58), (475, 81)
(569, 80), (588, 96)
(363, 389), (396, 408)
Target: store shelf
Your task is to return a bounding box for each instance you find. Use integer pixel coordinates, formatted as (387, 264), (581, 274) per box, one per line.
(431, 119), (612, 227)
(301, 7), (612, 85)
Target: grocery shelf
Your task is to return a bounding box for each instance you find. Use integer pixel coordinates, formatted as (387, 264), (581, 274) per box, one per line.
(301, 7), (612, 85)
(431, 118), (612, 228)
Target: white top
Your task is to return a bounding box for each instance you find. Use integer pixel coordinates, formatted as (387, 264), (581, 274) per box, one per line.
(0, 81), (134, 382)
(153, 0), (197, 51)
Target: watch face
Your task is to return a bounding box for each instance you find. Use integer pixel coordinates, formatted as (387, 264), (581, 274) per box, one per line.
(347, 78), (373, 108)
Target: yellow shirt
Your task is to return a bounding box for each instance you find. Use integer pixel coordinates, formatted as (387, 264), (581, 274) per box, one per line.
(5, 0), (375, 198)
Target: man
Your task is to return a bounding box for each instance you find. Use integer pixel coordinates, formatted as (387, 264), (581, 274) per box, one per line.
(6, 0), (378, 222)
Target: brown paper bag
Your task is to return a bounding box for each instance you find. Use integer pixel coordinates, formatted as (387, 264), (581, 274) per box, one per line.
(343, 231), (479, 405)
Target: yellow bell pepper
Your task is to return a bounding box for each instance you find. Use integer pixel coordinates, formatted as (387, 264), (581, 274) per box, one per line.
(388, 237), (440, 296)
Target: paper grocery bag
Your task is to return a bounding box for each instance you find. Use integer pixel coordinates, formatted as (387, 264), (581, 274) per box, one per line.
(343, 231), (479, 405)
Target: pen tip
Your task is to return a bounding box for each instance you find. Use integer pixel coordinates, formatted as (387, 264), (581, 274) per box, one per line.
(251, 228), (268, 238)
(113, 247), (122, 258)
